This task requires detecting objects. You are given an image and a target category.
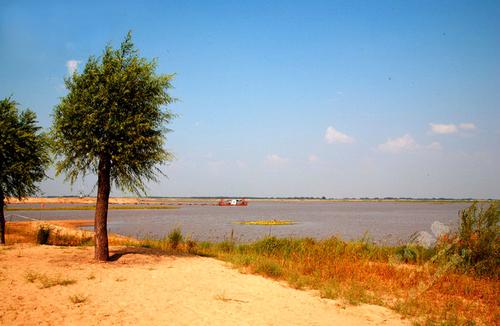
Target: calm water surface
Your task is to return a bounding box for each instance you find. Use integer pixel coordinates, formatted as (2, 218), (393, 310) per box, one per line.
(8, 201), (471, 243)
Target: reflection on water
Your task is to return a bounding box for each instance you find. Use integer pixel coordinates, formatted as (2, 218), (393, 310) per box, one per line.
(9, 201), (470, 244)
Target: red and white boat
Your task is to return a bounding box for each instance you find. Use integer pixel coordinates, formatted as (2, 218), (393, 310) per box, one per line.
(217, 198), (248, 206)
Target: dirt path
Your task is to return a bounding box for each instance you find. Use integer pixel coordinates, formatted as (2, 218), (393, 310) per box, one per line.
(0, 245), (408, 325)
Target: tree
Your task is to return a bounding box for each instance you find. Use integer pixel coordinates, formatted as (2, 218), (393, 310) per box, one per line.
(51, 32), (175, 261)
(0, 97), (49, 244)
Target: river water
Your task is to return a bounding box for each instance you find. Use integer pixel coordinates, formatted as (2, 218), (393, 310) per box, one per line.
(7, 201), (471, 244)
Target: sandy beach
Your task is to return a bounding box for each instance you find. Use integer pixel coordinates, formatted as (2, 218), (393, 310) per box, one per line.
(0, 244), (408, 325)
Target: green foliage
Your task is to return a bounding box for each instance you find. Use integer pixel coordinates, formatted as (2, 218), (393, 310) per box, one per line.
(436, 202), (499, 276)
(254, 258), (283, 277)
(51, 31), (175, 194)
(0, 97), (49, 199)
(167, 227), (183, 249)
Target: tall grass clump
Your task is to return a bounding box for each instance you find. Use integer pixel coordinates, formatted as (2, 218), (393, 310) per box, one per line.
(436, 202), (499, 276)
(36, 225), (51, 244)
(167, 227), (183, 249)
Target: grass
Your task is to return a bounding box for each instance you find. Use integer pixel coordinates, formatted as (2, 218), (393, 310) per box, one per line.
(69, 294), (88, 304)
(236, 220), (296, 225)
(7, 205), (178, 211)
(192, 232), (499, 325)
(25, 271), (77, 288)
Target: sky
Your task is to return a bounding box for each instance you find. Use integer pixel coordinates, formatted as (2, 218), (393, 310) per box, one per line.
(1, 1), (499, 198)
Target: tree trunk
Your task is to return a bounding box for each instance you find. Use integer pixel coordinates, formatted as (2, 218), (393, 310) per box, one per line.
(0, 191), (5, 245)
(94, 154), (111, 261)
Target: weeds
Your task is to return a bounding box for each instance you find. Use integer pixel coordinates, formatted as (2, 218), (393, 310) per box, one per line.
(36, 225), (51, 244)
(167, 228), (183, 249)
(435, 202), (499, 276)
(25, 271), (76, 288)
(69, 294), (88, 304)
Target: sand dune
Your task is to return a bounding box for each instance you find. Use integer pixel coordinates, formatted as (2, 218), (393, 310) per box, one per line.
(0, 244), (408, 325)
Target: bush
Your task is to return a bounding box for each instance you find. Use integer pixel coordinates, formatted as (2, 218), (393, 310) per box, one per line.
(36, 225), (51, 244)
(167, 228), (183, 249)
(437, 202), (499, 276)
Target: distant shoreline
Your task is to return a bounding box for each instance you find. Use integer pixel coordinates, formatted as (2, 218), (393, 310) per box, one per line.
(6, 196), (497, 205)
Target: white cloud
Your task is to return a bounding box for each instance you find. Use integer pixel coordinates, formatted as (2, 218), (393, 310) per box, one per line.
(66, 60), (80, 75)
(266, 154), (288, 166)
(324, 126), (354, 144)
(429, 123), (458, 134)
(429, 122), (476, 134)
(459, 123), (476, 130)
(427, 142), (442, 151)
(377, 134), (418, 153)
(308, 154), (319, 163)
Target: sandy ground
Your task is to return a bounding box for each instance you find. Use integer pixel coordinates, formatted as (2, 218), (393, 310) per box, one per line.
(0, 244), (408, 326)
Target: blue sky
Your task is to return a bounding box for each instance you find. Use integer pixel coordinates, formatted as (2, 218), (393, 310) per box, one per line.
(1, 1), (499, 198)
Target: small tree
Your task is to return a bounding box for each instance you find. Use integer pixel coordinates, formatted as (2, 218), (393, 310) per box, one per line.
(0, 97), (49, 244)
(52, 32), (175, 261)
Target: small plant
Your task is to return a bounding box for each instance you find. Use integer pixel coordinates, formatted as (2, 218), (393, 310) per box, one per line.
(167, 227), (183, 249)
(186, 238), (197, 253)
(320, 280), (341, 299)
(25, 271), (38, 283)
(25, 271), (76, 288)
(254, 259), (283, 277)
(217, 240), (235, 253)
(36, 225), (51, 244)
(69, 294), (88, 304)
(115, 276), (127, 282)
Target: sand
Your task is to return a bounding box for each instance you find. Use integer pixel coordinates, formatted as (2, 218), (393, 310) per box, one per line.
(0, 244), (408, 326)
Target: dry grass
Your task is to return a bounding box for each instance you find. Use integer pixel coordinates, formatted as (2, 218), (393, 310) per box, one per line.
(4, 221), (136, 247)
(69, 294), (88, 304)
(195, 237), (499, 325)
(25, 271), (76, 289)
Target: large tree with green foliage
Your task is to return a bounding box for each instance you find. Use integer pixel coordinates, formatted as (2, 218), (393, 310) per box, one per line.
(0, 97), (49, 244)
(52, 32), (175, 261)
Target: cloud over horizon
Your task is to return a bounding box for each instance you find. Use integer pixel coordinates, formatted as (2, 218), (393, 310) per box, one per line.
(324, 126), (354, 144)
(429, 122), (476, 134)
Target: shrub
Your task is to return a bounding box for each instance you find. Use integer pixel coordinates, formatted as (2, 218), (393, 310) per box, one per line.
(255, 259), (283, 277)
(69, 294), (88, 304)
(36, 225), (51, 244)
(217, 240), (235, 253)
(167, 228), (183, 249)
(436, 202), (499, 276)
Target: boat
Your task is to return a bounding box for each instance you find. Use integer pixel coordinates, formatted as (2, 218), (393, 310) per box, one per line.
(217, 198), (248, 206)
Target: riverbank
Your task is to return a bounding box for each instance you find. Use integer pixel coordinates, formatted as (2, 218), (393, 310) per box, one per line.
(0, 226), (407, 326)
(2, 219), (498, 325)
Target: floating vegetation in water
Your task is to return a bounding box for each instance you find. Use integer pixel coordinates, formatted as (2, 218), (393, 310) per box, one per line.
(236, 220), (296, 226)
